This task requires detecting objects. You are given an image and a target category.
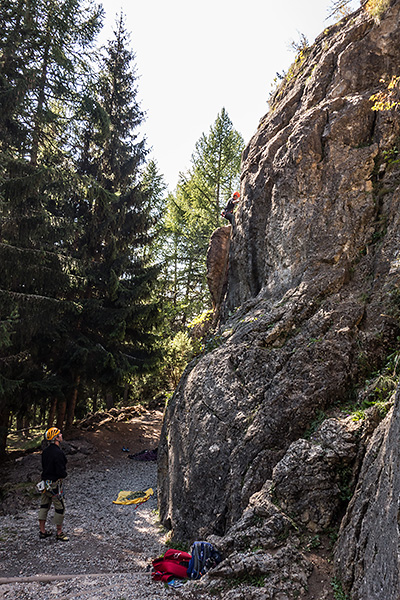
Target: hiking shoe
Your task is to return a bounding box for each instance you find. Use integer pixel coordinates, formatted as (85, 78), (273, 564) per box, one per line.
(56, 532), (69, 541)
(39, 531), (52, 539)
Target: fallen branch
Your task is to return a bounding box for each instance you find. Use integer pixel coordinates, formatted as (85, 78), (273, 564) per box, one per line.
(0, 571), (151, 585)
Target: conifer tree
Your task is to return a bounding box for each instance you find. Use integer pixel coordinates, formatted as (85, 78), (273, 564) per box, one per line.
(65, 14), (160, 420)
(163, 109), (244, 325)
(189, 107), (244, 227)
(0, 0), (103, 452)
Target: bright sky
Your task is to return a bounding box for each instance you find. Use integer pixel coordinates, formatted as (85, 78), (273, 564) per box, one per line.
(97, 0), (360, 191)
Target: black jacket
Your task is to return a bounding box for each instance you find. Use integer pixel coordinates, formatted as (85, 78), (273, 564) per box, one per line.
(41, 443), (67, 481)
(224, 198), (235, 213)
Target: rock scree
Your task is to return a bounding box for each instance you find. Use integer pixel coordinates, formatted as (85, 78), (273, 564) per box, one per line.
(0, 410), (172, 600)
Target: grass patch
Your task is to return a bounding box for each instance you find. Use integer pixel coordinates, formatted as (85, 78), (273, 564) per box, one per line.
(6, 429), (45, 453)
(229, 573), (266, 588)
(164, 535), (190, 552)
(303, 410), (326, 440)
(331, 577), (349, 600)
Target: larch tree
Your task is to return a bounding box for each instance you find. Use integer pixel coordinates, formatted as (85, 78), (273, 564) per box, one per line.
(188, 107), (244, 228)
(163, 108), (244, 325)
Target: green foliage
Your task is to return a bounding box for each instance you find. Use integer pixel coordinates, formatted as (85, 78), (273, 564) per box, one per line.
(288, 32), (309, 54)
(229, 574), (266, 588)
(6, 429), (45, 453)
(382, 144), (400, 165)
(341, 345), (400, 422)
(269, 34), (311, 108)
(364, 0), (391, 21)
(337, 465), (353, 502)
(133, 109), (243, 404)
(303, 410), (326, 440)
(305, 534), (322, 551)
(164, 332), (195, 386)
(331, 577), (349, 600)
(188, 310), (213, 330)
(389, 289), (400, 319)
(160, 108), (244, 326)
(0, 311), (22, 397)
(164, 537), (190, 552)
(0, 4), (162, 447)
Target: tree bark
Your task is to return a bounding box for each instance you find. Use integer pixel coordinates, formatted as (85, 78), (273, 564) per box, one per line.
(105, 391), (114, 410)
(65, 374), (81, 429)
(92, 386), (98, 413)
(123, 383), (129, 406)
(0, 402), (11, 459)
(47, 398), (57, 428)
(56, 397), (67, 431)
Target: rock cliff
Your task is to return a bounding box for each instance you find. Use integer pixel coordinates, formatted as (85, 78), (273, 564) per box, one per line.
(158, 2), (400, 597)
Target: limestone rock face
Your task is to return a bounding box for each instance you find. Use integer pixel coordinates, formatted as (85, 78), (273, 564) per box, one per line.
(272, 416), (360, 532)
(334, 388), (400, 600)
(158, 4), (400, 583)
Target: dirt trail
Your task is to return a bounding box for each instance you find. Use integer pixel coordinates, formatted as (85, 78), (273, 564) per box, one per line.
(0, 410), (172, 599)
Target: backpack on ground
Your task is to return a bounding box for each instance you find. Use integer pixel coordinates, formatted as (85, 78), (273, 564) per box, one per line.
(151, 548), (191, 583)
(186, 541), (222, 580)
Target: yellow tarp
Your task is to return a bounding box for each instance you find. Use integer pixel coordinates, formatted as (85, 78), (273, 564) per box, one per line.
(113, 488), (154, 505)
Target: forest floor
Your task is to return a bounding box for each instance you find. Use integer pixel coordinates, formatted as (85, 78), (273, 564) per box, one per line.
(0, 409), (173, 600)
(0, 409), (335, 600)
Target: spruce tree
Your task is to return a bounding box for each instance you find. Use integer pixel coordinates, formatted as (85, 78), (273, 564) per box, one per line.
(0, 0), (103, 452)
(66, 14), (160, 419)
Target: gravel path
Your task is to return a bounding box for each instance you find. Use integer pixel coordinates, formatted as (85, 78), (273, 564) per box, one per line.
(0, 419), (174, 599)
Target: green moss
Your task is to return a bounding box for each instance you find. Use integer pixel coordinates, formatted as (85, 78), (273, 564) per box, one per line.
(164, 537), (190, 552)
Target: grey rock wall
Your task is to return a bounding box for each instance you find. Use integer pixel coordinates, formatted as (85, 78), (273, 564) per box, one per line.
(334, 388), (400, 600)
(158, 4), (400, 580)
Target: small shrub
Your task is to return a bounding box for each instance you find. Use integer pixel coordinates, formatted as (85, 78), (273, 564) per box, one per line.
(305, 534), (322, 551)
(303, 410), (326, 440)
(364, 0), (391, 21)
(328, 0), (355, 19)
(371, 76), (400, 112)
(164, 536), (189, 552)
(331, 577), (349, 600)
(229, 574), (266, 588)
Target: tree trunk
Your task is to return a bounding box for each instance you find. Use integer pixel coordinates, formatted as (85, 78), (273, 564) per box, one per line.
(65, 374), (81, 429)
(32, 401), (38, 426)
(0, 402), (11, 460)
(30, 17), (51, 166)
(123, 383), (129, 406)
(22, 415), (29, 437)
(105, 391), (114, 410)
(39, 400), (46, 427)
(56, 397), (67, 431)
(92, 386), (98, 413)
(47, 398), (57, 428)
(16, 414), (24, 432)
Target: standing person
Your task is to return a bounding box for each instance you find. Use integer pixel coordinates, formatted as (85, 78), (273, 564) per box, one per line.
(221, 192), (240, 230)
(38, 427), (69, 541)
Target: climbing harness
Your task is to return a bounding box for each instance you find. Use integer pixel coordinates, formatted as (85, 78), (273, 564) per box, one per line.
(43, 479), (64, 499)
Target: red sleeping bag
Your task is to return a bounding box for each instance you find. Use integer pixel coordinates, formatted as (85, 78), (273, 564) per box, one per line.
(151, 548), (192, 583)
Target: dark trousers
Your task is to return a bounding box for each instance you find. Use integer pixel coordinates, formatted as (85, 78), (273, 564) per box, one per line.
(223, 211), (235, 229)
